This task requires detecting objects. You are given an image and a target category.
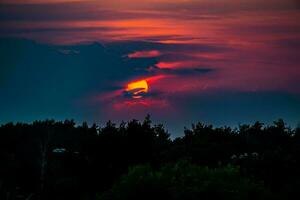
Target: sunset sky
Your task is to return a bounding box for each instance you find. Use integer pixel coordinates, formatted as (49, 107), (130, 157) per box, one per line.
(1, 0), (300, 135)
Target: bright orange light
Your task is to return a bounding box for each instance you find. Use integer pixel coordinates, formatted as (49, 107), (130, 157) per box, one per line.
(126, 80), (149, 99)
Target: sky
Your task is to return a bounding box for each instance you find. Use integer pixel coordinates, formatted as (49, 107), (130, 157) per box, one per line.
(1, 0), (300, 135)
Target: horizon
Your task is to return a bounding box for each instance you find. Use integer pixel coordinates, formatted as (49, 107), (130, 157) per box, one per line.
(1, 115), (299, 138)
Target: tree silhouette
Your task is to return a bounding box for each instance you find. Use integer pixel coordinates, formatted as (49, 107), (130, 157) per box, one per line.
(0, 117), (299, 200)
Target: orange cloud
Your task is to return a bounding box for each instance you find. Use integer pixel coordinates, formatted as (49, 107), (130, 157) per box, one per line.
(127, 50), (161, 58)
(156, 61), (202, 69)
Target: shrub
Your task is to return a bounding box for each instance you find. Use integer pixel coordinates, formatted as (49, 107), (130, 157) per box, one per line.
(98, 161), (270, 200)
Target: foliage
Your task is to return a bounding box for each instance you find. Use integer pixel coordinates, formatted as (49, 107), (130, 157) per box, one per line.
(0, 117), (299, 200)
(99, 161), (269, 200)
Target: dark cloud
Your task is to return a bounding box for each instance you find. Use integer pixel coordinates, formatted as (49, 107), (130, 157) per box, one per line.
(0, 38), (214, 119)
(148, 66), (214, 76)
(272, 38), (300, 49)
(0, 2), (139, 21)
(0, 38), (154, 103)
(0, 26), (125, 35)
(108, 41), (231, 55)
(0, 1), (223, 22)
(150, 0), (300, 15)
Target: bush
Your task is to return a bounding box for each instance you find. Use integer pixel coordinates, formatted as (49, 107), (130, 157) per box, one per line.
(98, 161), (270, 200)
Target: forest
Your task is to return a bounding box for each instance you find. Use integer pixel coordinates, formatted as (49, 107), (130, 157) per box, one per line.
(0, 116), (299, 200)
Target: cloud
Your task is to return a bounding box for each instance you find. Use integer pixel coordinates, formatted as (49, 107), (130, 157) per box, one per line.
(272, 38), (300, 49)
(0, 1), (218, 22)
(148, 65), (213, 76)
(1, 0), (297, 45)
(127, 50), (161, 58)
(0, 2), (138, 21)
(150, 0), (300, 14)
(156, 61), (203, 69)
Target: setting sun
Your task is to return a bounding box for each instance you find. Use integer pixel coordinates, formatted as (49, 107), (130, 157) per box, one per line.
(126, 80), (149, 99)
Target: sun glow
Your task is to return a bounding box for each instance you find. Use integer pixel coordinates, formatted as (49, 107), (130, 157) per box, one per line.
(126, 80), (149, 99)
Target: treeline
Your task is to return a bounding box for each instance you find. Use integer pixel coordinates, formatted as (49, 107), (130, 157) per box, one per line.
(0, 116), (299, 200)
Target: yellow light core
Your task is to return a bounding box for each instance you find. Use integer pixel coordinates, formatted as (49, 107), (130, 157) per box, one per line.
(126, 80), (148, 98)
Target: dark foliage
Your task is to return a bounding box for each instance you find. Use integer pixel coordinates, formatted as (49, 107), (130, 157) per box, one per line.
(0, 117), (299, 200)
(99, 161), (269, 200)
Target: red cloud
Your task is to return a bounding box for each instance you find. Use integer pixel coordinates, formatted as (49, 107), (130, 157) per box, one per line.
(156, 61), (202, 69)
(127, 50), (161, 58)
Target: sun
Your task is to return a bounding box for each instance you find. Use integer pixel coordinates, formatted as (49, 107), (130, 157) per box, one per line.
(126, 79), (149, 99)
